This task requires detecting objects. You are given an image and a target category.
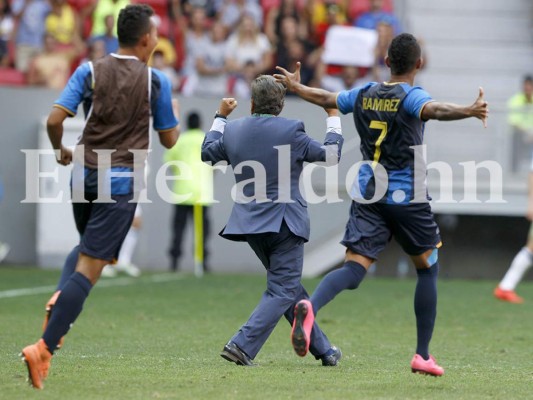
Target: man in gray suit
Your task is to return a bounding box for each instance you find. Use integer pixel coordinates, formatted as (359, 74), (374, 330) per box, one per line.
(201, 75), (344, 366)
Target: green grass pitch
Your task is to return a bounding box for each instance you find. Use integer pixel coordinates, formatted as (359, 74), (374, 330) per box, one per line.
(0, 267), (531, 399)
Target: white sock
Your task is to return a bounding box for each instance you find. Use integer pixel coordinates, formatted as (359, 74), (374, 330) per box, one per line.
(118, 228), (139, 266)
(499, 247), (532, 291)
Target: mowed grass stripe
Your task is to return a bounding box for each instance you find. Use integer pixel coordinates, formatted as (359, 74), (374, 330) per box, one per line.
(0, 273), (184, 299)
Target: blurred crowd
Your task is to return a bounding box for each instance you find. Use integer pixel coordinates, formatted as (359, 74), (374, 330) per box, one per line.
(0, 0), (403, 94)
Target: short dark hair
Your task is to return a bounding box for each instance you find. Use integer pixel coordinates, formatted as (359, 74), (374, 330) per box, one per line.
(187, 112), (201, 129)
(524, 75), (533, 84)
(251, 75), (286, 116)
(117, 4), (154, 47)
(387, 33), (421, 76)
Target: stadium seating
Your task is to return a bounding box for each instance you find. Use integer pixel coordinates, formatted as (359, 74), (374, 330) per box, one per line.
(0, 68), (26, 86)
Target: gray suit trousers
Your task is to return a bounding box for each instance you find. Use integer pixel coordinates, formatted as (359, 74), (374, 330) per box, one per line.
(231, 221), (332, 359)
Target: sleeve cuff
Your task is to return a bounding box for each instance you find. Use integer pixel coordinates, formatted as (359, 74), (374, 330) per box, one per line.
(326, 116), (342, 135)
(210, 118), (227, 134)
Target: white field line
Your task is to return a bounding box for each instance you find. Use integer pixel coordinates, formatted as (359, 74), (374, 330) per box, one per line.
(0, 273), (184, 299)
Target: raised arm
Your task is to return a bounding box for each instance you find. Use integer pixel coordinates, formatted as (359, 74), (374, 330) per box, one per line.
(274, 62), (338, 109)
(201, 98), (238, 164)
(295, 108), (344, 164)
(421, 87), (489, 127)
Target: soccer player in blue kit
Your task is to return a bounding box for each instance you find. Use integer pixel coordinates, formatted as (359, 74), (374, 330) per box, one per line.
(275, 33), (489, 376)
(20, 4), (179, 389)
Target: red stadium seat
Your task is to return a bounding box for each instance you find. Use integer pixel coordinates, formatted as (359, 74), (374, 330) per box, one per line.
(66, 0), (92, 12)
(0, 68), (26, 86)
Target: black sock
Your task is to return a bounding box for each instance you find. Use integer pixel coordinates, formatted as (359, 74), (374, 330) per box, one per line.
(42, 272), (93, 353)
(56, 245), (79, 291)
(414, 262), (439, 360)
(311, 261), (367, 313)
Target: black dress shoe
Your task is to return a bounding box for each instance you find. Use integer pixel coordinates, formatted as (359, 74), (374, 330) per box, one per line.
(220, 341), (256, 366)
(321, 346), (342, 366)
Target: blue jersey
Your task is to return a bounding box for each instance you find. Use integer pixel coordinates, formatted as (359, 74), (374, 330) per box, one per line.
(337, 82), (433, 204)
(54, 56), (178, 194)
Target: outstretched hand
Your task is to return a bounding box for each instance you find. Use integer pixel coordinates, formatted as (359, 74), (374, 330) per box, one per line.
(218, 97), (238, 117)
(471, 87), (489, 128)
(273, 62), (301, 91)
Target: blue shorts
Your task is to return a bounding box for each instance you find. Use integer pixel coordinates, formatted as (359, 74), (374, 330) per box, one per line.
(341, 201), (441, 259)
(73, 192), (137, 262)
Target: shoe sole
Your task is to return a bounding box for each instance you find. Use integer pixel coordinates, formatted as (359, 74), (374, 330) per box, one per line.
(220, 350), (245, 366)
(494, 296), (524, 304)
(291, 302), (309, 357)
(20, 350), (43, 389)
(411, 368), (442, 377)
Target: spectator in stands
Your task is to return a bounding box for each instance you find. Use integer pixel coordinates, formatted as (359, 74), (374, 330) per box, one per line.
(45, 0), (82, 49)
(306, 0), (347, 46)
(220, 0), (263, 32)
(309, 2), (350, 91)
(86, 38), (106, 61)
(321, 65), (368, 92)
(277, 39), (314, 89)
(11, 0), (51, 73)
(180, 0), (218, 19)
(84, 0), (130, 37)
(151, 50), (180, 92)
(90, 14), (119, 54)
(346, 0), (394, 23)
(0, 0), (14, 67)
(354, 0), (401, 34)
(507, 75), (533, 173)
(371, 19), (394, 82)
(232, 59), (256, 98)
(264, 0), (307, 46)
(27, 32), (82, 89)
(194, 20), (229, 97)
(180, 6), (209, 96)
(274, 16), (315, 74)
(225, 13), (273, 80)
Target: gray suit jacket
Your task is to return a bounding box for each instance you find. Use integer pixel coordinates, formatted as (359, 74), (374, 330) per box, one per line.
(201, 115), (343, 242)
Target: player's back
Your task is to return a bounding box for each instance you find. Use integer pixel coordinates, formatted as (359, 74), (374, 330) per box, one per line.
(354, 82), (426, 171)
(80, 55), (151, 169)
(352, 82), (433, 204)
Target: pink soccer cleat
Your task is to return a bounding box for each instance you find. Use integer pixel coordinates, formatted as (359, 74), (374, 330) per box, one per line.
(291, 299), (314, 357)
(411, 354), (444, 377)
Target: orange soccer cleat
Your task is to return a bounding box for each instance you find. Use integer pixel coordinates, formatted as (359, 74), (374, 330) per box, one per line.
(411, 354), (444, 377)
(291, 299), (315, 357)
(20, 339), (52, 389)
(493, 287), (524, 304)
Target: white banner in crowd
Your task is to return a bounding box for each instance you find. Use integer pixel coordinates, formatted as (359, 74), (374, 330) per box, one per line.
(322, 26), (378, 67)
